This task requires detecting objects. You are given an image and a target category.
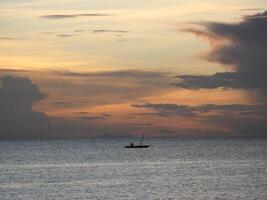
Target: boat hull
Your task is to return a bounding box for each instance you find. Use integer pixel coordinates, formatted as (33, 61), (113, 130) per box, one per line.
(125, 145), (150, 148)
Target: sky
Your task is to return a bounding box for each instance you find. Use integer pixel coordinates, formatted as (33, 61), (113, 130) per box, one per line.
(0, 0), (266, 138)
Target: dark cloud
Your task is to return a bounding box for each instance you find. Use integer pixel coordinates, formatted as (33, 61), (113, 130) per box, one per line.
(132, 103), (195, 117)
(0, 75), (123, 138)
(132, 102), (267, 136)
(73, 112), (110, 121)
(72, 112), (89, 115)
(121, 123), (152, 127)
(0, 75), (172, 138)
(52, 100), (90, 108)
(0, 76), (46, 103)
(196, 104), (266, 115)
(0, 76), (51, 139)
(69, 29), (130, 36)
(0, 69), (172, 108)
(1, 74), (265, 138)
(132, 103), (266, 117)
(100, 113), (111, 117)
(173, 72), (242, 89)
(177, 11), (267, 101)
(78, 116), (107, 121)
(206, 114), (267, 137)
(53, 101), (74, 106)
(72, 112), (110, 117)
(40, 13), (111, 19)
(243, 12), (267, 20)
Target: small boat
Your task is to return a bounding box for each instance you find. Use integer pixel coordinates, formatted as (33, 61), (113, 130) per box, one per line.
(125, 133), (150, 148)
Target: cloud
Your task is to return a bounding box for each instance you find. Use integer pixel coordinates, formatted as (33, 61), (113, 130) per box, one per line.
(177, 11), (267, 101)
(0, 37), (16, 40)
(0, 74), (171, 138)
(57, 34), (74, 37)
(173, 72), (242, 89)
(239, 8), (264, 11)
(40, 32), (55, 34)
(243, 12), (267, 20)
(53, 100), (74, 106)
(100, 113), (111, 117)
(74, 29), (84, 32)
(0, 75), (51, 138)
(50, 70), (172, 103)
(57, 69), (169, 79)
(73, 112), (110, 121)
(205, 114), (267, 137)
(0, 75), (121, 138)
(40, 13), (111, 19)
(72, 111), (89, 115)
(1, 69), (173, 109)
(132, 102), (267, 136)
(78, 116), (106, 121)
(132, 103), (266, 117)
(132, 103), (195, 117)
(0, 68), (28, 73)
(92, 30), (129, 34)
(0, 75), (46, 103)
(1, 74), (265, 138)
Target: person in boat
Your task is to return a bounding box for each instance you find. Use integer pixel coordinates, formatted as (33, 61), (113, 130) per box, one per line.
(130, 142), (134, 147)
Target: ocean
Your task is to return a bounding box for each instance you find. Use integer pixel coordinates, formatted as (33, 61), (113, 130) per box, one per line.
(0, 138), (266, 200)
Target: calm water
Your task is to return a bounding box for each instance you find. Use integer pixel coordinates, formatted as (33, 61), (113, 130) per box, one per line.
(0, 138), (266, 200)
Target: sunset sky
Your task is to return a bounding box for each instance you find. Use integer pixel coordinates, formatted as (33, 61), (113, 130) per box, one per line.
(0, 0), (266, 138)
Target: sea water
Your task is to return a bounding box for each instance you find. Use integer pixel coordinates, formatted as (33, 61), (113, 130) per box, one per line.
(0, 138), (266, 200)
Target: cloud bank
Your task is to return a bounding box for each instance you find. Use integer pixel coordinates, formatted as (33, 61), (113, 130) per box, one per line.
(0, 69), (173, 108)
(1, 74), (266, 138)
(132, 103), (267, 136)
(0, 73), (172, 139)
(132, 103), (266, 117)
(0, 76), (51, 138)
(0, 75), (121, 138)
(176, 11), (267, 101)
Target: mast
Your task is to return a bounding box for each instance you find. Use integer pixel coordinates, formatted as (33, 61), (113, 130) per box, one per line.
(140, 133), (145, 145)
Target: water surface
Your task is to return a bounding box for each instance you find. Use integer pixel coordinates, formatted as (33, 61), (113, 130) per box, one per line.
(1, 138), (266, 199)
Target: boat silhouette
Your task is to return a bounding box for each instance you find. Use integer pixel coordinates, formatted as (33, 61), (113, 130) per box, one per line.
(125, 133), (150, 148)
